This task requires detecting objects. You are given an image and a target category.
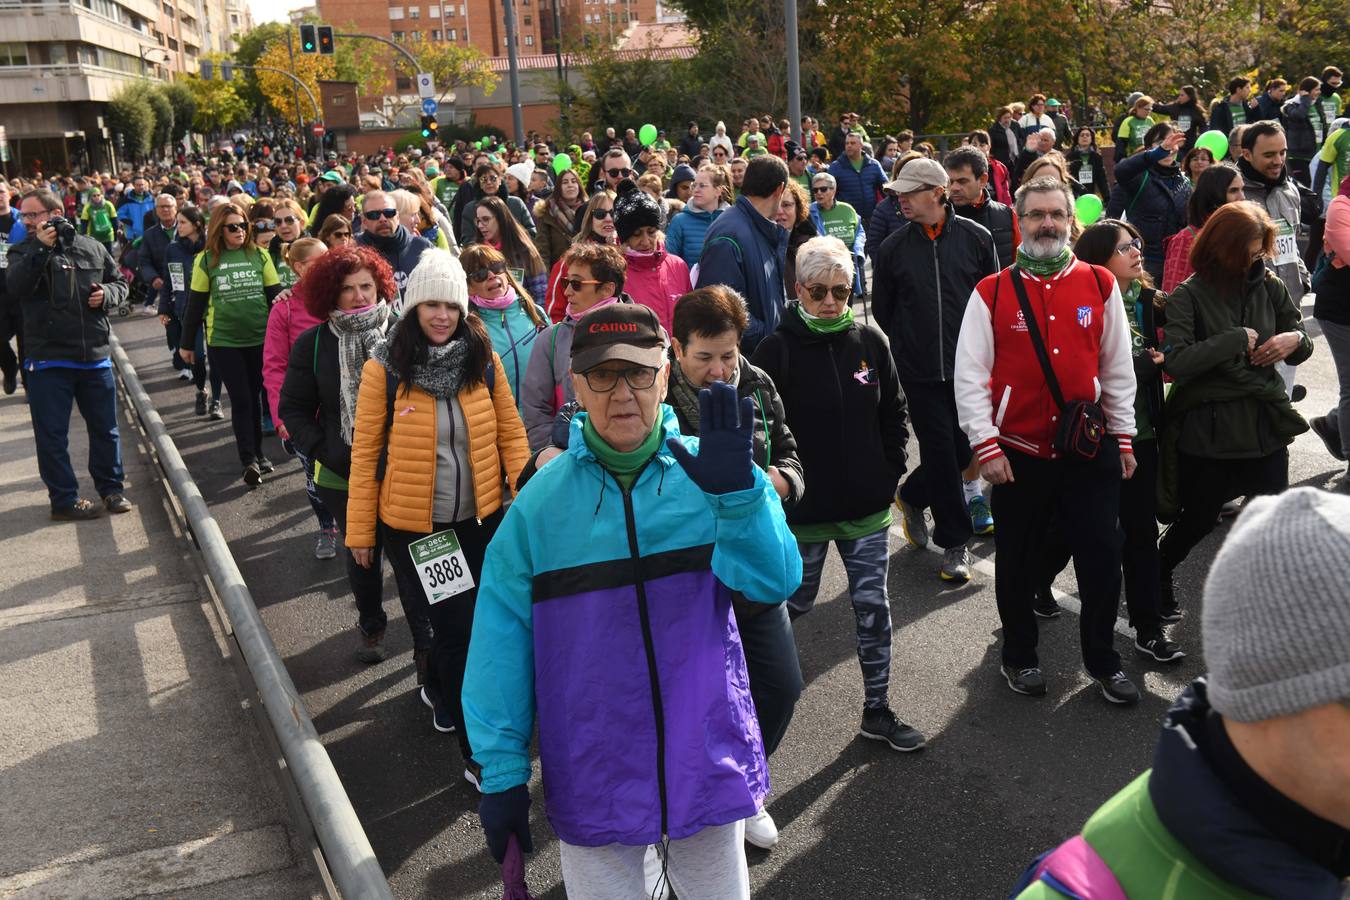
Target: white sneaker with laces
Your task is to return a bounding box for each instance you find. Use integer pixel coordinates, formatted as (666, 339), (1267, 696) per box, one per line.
(744, 806), (779, 849)
(643, 844), (670, 900)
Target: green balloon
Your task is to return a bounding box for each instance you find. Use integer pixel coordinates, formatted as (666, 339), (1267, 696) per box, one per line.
(552, 154), (573, 175)
(1075, 193), (1104, 226)
(1194, 129), (1229, 161)
(638, 123), (658, 147)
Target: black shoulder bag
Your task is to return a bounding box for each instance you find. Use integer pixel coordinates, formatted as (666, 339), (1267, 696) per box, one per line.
(1009, 267), (1107, 460)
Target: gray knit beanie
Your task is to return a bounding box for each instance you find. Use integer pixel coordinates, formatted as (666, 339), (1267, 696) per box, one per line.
(1202, 487), (1350, 722)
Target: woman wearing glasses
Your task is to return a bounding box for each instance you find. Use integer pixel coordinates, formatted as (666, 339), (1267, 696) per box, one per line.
(808, 172), (865, 297)
(1041, 220), (1183, 662)
(457, 165), (535, 246)
(468, 195), (548, 305)
(461, 243), (546, 408)
(270, 199), (309, 287)
(543, 191), (617, 323)
(520, 242), (632, 449)
(346, 248), (528, 757)
(178, 203), (284, 486)
(318, 213), (354, 249)
(750, 236), (923, 754)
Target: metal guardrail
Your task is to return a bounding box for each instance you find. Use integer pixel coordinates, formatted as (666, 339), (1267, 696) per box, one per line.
(108, 332), (394, 900)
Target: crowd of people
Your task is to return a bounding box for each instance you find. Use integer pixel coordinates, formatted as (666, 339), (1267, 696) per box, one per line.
(2, 67), (1349, 899)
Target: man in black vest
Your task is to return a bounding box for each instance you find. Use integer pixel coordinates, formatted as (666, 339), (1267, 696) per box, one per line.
(945, 147), (1019, 269)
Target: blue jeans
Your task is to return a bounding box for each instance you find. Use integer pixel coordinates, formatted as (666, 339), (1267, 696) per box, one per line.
(27, 365), (124, 510)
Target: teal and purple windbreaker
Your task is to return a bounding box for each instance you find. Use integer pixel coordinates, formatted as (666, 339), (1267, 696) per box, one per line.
(462, 406), (803, 847)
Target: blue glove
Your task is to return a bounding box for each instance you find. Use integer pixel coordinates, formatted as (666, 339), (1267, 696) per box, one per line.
(479, 784), (532, 864)
(666, 381), (756, 495)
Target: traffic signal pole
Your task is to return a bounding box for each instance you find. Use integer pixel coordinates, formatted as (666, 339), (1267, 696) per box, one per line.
(285, 29), (310, 158)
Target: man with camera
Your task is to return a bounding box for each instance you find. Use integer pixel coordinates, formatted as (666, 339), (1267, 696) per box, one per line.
(7, 189), (132, 521)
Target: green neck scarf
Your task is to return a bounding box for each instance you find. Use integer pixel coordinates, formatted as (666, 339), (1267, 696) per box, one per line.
(796, 302), (855, 335)
(1121, 281), (1142, 306)
(1016, 246), (1074, 277)
(582, 413), (663, 490)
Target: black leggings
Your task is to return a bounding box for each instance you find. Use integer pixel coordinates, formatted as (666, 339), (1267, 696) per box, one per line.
(209, 344), (265, 465)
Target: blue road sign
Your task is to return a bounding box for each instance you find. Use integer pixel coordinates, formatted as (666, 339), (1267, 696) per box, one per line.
(421, 98), (439, 116)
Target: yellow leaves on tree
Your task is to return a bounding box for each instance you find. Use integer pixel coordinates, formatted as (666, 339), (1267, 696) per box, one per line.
(256, 29), (333, 122)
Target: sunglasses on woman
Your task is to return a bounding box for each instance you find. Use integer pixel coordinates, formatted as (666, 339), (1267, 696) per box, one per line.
(591, 208), (613, 219)
(804, 284), (852, 303)
(467, 260), (507, 282)
(564, 277), (603, 292)
(223, 222), (247, 234)
(363, 208), (398, 221)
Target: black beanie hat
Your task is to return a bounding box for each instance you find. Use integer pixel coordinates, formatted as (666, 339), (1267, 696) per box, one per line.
(613, 178), (663, 244)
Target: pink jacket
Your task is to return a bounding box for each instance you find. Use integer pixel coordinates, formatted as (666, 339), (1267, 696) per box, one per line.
(263, 290), (325, 435)
(622, 247), (692, 336)
(1326, 193), (1350, 269)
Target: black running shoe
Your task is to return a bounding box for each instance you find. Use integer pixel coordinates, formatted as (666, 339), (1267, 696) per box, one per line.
(859, 706), (926, 751)
(1001, 665), (1047, 696)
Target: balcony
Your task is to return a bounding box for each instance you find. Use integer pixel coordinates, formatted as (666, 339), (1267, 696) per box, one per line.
(0, 62), (149, 105)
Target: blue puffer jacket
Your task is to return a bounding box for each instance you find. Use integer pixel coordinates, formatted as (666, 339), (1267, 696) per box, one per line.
(696, 195), (789, 353)
(665, 204), (725, 268)
(827, 153), (888, 223)
(117, 191), (155, 241)
(471, 291), (543, 409)
(462, 407), (803, 846)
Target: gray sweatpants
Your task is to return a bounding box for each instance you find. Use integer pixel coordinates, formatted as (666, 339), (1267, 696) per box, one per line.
(560, 821), (749, 900)
(1318, 318), (1350, 450)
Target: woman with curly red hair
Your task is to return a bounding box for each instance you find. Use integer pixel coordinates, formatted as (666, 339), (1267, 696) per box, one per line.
(279, 244), (430, 669)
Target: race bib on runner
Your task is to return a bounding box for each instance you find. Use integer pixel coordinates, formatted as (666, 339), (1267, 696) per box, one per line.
(1176, 115), (1191, 133)
(1079, 165), (1093, 186)
(169, 261), (184, 292)
(0, 242), (7, 270)
(1272, 218), (1298, 267)
(409, 529), (475, 604)
(509, 266), (525, 285)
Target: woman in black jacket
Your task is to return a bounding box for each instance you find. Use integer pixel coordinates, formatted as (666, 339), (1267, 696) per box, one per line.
(1065, 127), (1109, 201)
(1105, 124), (1191, 285)
(277, 244), (429, 669)
(988, 107), (1023, 171)
(751, 236), (923, 754)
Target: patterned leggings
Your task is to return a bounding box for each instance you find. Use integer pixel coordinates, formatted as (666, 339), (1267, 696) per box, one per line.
(787, 527), (892, 708)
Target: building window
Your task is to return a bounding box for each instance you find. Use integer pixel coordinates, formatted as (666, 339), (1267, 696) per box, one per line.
(524, 34), (533, 45)
(162, 1), (173, 13)
(396, 75), (411, 89)
(389, 6), (404, 19)
(447, 27), (456, 39)
(0, 42), (28, 66)
(167, 37), (178, 50)
(408, 5), (419, 17)
(333, 94), (347, 105)
(432, 28), (440, 38)
(392, 30), (404, 40)
(523, 14), (531, 24)
(230, 12), (238, 25)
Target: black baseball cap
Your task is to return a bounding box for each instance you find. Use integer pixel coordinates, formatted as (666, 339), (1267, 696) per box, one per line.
(570, 304), (668, 373)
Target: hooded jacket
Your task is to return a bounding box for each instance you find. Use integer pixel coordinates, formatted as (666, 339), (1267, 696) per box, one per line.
(1012, 681), (1349, 900)
(751, 307), (909, 526)
(116, 190), (154, 241)
(6, 231), (128, 363)
(872, 202), (1000, 383)
(827, 152), (888, 223)
(356, 225), (434, 310)
(461, 407), (802, 845)
(1105, 146), (1191, 273)
(472, 293), (543, 409)
(696, 195), (789, 353)
(623, 246), (692, 336)
(1239, 158), (1311, 301)
(665, 203), (724, 268)
(1281, 93), (1327, 161)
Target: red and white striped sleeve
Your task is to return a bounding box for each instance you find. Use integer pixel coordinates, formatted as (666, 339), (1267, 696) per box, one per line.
(954, 286), (1003, 463)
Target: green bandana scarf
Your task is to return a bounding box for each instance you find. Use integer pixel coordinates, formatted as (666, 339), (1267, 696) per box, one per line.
(582, 413), (663, 491)
(795, 302), (855, 335)
(1015, 246), (1074, 277)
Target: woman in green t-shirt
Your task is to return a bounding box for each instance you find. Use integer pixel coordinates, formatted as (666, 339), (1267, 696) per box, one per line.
(178, 205), (283, 486)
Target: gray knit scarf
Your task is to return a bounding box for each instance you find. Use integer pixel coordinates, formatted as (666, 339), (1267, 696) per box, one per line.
(328, 303), (391, 445)
(373, 318), (471, 402)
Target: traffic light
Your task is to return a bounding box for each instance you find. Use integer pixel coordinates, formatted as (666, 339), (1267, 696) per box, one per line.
(317, 25), (335, 55)
(220, 61), (233, 81)
(299, 23), (317, 53)
(200, 59), (213, 79)
(420, 114), (438, 139)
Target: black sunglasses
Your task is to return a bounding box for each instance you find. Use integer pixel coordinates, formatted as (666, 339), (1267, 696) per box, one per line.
(606, 167), (632, 178)
(363, 208), (398, 221)
(223, 222), (247, 234)
(467, 260), (507, 282)
(812, 186), (832, 193)
(592, 208), (613, 219)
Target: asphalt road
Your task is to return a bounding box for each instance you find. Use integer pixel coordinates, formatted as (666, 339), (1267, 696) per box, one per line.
(113, 302), (1347, 900)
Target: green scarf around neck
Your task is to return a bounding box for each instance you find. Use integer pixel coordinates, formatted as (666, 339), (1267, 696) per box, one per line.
(582, 413), (663, 490)
(1016, 246), (1074, 277)
(795, 301), (855, 334)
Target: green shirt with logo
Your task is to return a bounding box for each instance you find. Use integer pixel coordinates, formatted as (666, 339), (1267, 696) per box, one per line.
(431, 175), (460, 208)
(1117, 115), (1155, 156)
(190, 248), (280, 348)
(82, 201), (116, 243)
(818, 201), (859, 247)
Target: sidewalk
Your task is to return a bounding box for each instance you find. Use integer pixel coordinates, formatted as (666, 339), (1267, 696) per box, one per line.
(0, 382), (323, 898)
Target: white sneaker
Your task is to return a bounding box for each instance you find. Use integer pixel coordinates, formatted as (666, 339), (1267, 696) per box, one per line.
(643, 844), (670, 900)
(744, 806), (779, 849)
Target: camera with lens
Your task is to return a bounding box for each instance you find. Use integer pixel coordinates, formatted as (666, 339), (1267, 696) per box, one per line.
(44, 216), (77, 247)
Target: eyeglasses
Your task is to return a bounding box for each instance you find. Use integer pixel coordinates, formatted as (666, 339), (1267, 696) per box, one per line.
(1114, 237), (1143, 255)
(1022, 210), (1069, 223)
(277, 215), (301, 225)
(812, 185), (832, 194)
(804, 284), (852, 303)
(363, 208), (398, 221)
(606, 168), (632, 179)
(223, 222), (247, 234)
(467, 260), (507, 283)
(564, 277), (603, 292)
(18, 210), (48, 220)
(332, 231), (352, 239)
(582, 365), (658, 392)
(591, 208), (613, 219)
